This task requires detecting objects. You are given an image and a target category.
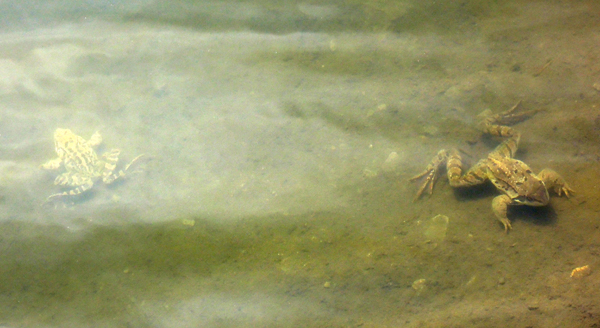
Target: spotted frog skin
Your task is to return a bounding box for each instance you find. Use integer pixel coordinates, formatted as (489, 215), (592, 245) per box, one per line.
(41, 128), (143, 202)
(410, 102), (574, 232)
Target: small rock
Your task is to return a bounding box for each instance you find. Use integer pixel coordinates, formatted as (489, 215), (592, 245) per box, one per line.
(570, 265), (591, 279)
(412, 279), (426, 294)
(182, 219), (195, 226)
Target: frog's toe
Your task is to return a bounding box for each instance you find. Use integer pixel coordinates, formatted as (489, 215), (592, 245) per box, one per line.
(413, 178), (434, 200)
(557, 185), (574, 198)
(43, 196), (72, 209)
(410, 169), (439, 200)
(499, 218), (512, 233)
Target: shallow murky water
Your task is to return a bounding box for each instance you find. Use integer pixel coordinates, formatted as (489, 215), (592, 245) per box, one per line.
(1, 0), (600, 327)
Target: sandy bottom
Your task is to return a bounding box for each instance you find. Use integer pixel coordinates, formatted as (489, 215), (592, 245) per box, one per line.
(1, 0), (600, 327)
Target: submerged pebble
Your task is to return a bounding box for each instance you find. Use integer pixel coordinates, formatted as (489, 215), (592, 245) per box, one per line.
(424, 214), (449, 243)
(381, 151), (402, 173)
(412, 279), (426, 295)
(570, 265), (591, 279)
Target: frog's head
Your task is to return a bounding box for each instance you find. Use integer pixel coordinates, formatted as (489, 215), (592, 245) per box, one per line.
(514, 180), (549, 206)
(54, 128), (75, 140)
(53, 128), (77, 155)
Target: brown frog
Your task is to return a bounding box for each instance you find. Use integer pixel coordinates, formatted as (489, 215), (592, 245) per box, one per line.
(410, 102), (574, 232)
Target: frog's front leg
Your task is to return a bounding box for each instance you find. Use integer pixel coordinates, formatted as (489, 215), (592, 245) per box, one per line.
(88, 131), (103, 147)
(538, 169), (574, 197)
(492, 194), (513, 232)
(47, 175), (94, 201)
(40, 158), (62, 170)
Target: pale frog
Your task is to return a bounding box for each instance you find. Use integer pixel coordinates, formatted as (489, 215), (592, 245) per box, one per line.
(41, 128), (144, 202)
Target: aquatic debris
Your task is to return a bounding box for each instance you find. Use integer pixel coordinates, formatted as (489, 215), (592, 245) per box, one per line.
(424, 214), (449, 243)
(570, 265), (591, 279)
(182, 219), (195, 227)
(533, 59), (553, 77)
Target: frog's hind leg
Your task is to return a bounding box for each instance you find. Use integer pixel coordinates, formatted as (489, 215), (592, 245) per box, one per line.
(124, 154), (146, 172)
(482, 101), (539, 127)
(482, 113), (523, 159)
(101, 149), (122, 184)
(102, 151), (146, 184)
(448, 159), (489, 188)
(485, 127), (521, 159)
(411, 147), (492, 201)
(482, 101), (540, 159)
(410, 149), (452, 199)
(410, 149), (484, 199)
(47, 174), (94, 201)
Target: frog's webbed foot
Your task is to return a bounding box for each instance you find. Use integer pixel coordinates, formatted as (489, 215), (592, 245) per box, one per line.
(409, 167), (439, 200)
(482, 100), (540, 127)
(42, 196), (73, 209)
(492, 194), (513, 233)
(43, 178), (94, 207)
(124, 154), (147, 172)
(410, 150), (450, 200)
(538, 169), (574, 198)
(49, 178), (94, 197)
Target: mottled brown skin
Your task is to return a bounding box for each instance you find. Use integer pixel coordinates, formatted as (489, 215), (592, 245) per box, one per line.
(411, 103), (573, 232)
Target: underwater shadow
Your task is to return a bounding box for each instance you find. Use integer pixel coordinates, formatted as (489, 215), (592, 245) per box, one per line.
(117, 0), (509, 35)
(0, 210), (400, 327)
(453, 183), (558, 227)
(0, 217), (258, 325)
